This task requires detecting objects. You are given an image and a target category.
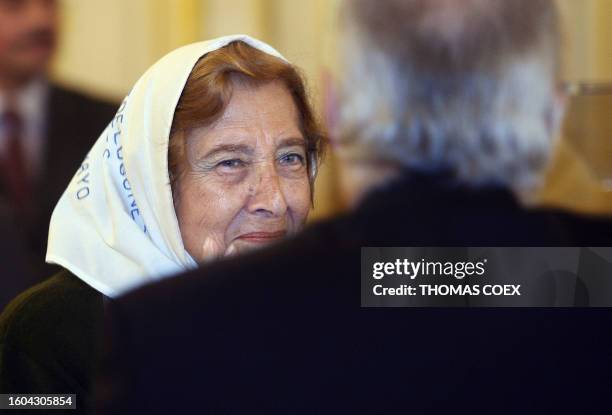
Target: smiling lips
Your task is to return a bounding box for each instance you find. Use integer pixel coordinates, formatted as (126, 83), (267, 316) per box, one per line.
(237, 230), (287, 243)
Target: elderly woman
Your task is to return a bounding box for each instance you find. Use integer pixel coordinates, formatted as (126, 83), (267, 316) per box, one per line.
(0, 35), (324, 412)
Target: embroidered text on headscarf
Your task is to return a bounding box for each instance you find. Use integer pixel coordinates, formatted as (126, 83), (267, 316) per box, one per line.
(74, 96), (148, 235)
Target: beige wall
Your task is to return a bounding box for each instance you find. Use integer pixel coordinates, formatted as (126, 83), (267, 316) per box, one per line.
(557, 0), (612, 82)
(538, 0), (612, 215)
(51, 0), (340, 99)
(53, 0), (201, 99)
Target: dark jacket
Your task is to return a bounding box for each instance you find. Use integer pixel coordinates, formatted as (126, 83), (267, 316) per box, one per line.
(0, 83), (117, 310)
(97, 172), (612, 414)
(0, 270), (104, 414)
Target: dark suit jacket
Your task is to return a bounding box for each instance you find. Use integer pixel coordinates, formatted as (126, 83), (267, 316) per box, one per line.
(97, 172), (612, 414)
(0, 83), (117, 310)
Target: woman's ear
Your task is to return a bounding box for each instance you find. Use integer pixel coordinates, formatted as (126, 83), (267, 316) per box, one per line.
(307, 150), (318, 206)
(308, 151), (319, 183)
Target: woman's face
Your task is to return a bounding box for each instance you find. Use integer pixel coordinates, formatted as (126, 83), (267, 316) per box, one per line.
(175, 80), (311, 262)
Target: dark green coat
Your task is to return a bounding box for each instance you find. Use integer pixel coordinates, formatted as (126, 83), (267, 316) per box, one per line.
(0, 270), (104, 414)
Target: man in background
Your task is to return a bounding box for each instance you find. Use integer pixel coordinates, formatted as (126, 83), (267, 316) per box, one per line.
(98, 0), (611, 413)
(0, 0), (116, 308)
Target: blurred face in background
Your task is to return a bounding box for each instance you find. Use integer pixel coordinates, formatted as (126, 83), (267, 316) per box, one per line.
(174, 80), (312, 262)
(0, 0), (58, 87)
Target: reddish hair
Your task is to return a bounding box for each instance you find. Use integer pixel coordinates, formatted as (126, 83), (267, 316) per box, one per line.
(169, 41), (325, 194)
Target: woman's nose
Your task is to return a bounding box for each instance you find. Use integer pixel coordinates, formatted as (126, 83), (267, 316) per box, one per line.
(246, 166), (288, 218)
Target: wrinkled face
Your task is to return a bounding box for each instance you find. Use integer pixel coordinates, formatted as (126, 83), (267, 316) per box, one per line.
(174, 80), (311, 262)
(0, 0), (58, 82)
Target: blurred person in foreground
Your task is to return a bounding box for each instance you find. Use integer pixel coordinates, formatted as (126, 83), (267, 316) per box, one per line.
(0, 35), (324, 414)
(0, 0), (116, 308)
(97, 0), (612, 414)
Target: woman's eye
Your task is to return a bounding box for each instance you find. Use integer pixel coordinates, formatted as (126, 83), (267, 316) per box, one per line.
(279, 153), (305, 166)
(215, 159), (246, 171)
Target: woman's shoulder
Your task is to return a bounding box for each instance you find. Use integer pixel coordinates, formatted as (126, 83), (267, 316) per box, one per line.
(0, 269), (104, 361)
(0, 270), (104, 400)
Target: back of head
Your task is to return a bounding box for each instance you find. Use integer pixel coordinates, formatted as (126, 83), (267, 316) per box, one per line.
(337, 0), (562, 192)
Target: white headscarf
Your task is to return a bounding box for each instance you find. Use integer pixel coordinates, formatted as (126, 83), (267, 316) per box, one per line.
(46, 35), (287, 298)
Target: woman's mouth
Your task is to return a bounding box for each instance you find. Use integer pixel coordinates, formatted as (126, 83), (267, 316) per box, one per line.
(237, 230), (287, 243)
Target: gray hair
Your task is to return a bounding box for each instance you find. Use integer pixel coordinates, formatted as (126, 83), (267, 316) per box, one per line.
(337, 0), (562, 192)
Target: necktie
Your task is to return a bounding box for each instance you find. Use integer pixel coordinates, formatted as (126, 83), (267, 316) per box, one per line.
(1, 109), (31, 215)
